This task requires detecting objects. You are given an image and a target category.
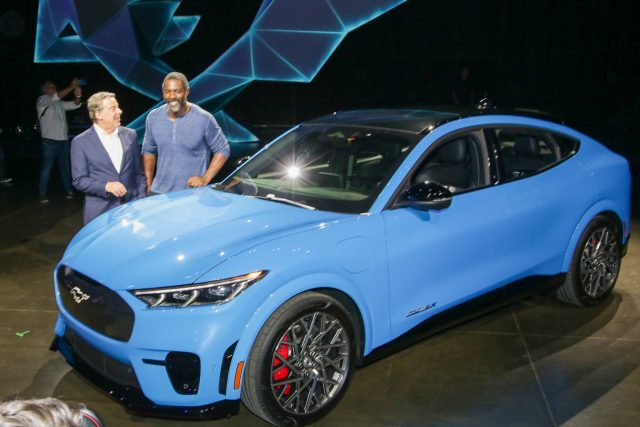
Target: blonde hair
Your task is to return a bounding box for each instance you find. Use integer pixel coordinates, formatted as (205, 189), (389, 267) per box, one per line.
(0, 397), (86, 427)
(87, 92), (116, 121)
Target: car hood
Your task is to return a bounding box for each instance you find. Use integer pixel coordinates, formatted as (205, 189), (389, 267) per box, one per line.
(62, 188), (350, 290)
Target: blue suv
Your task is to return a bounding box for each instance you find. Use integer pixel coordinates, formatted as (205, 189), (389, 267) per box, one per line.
(53, 109), (631, 425)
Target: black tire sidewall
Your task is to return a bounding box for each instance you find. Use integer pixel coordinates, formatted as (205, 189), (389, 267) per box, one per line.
(247, 293), (357, 426)
(570, 216), (621, 306)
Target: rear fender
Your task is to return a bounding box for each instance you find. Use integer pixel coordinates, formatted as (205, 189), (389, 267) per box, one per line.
(562, 200), (628, 272)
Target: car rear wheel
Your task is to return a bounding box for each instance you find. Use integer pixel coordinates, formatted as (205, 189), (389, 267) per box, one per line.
(241, 292), (356, 426)
(557, 215), (621, 306)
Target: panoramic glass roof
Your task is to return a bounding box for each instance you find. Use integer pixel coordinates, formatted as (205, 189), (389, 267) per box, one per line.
(306, 109), (461, 134)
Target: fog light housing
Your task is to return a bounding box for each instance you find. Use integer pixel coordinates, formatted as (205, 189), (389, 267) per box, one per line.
(165, 352), (200, 395)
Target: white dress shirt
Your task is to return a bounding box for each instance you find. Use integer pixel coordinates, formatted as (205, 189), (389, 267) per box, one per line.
(93, 124), (123, 173)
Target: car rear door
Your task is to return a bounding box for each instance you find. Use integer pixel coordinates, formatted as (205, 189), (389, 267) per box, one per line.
(486, 125), (593, 283)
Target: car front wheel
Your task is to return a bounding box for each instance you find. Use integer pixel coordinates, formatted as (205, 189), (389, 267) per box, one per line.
(241, 292), (356, 426)
(557, 215), (621, 306)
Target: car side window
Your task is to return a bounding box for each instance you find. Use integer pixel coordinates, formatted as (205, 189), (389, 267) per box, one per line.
(412, 132), (488, 194)
(494, 128), (578, 180)
(553, 133), (580, 158)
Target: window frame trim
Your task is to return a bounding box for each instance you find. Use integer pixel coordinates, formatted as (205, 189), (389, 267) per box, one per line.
(385, 126), (495, 211)
(485, 125), (581, 185)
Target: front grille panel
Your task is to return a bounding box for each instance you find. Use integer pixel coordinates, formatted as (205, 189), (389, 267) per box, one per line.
(64, 328), (140, 388)
(57, 266), (135, 341)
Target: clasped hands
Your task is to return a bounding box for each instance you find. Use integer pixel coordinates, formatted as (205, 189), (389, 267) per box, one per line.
(105, 181), (127, 197)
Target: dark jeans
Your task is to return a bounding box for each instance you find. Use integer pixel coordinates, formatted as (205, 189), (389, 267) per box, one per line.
(38, 138), (73, 195)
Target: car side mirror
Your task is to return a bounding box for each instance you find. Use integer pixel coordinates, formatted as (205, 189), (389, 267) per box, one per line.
(399, 181), (452, 211)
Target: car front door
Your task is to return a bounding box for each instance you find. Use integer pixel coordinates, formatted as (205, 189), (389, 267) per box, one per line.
(381, 130), (509, 338)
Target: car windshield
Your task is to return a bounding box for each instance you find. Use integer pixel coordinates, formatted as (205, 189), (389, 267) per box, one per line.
(218, 124), (420, 213)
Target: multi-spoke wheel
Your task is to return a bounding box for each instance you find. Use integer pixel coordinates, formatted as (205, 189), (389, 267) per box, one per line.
(557, 215), (621, 306)
(270, 311), (350, 416)
(242, 292), (357, 426)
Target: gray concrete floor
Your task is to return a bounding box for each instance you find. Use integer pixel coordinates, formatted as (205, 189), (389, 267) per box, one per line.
(1, 181), (639, 427)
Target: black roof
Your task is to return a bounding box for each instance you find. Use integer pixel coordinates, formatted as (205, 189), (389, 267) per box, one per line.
(305, 107), (565, 134)
(305, 109), (459, 134)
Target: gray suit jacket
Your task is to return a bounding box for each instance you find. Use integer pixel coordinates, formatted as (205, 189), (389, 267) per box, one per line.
(71, 126), (146, 224)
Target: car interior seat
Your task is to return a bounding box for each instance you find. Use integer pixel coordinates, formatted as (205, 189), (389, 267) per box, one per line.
(354, 139), (402, 190)
(506, 135), (549, 175)
(414, 138), (473, 192)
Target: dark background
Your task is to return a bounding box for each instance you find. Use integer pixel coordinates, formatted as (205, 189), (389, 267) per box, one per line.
(1, 0), (639, 170)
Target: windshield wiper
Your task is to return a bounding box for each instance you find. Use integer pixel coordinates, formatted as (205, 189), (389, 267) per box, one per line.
(253, 194), (316, 210)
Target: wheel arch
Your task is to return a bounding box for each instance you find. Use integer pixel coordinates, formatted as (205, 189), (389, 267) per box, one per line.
(600, 210), (624, 244)
(222, 276), (373, 399)
(309, 287), (366, 366)
(562, 202), (626, 272)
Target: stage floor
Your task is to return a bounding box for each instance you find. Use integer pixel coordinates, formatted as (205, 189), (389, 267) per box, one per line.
(1, 179), (639, 427)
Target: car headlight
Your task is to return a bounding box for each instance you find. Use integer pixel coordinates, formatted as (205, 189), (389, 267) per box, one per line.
(131, 271), (268, 308)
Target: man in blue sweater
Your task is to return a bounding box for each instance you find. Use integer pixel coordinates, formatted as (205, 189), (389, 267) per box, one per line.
(142, 72), (230, 195)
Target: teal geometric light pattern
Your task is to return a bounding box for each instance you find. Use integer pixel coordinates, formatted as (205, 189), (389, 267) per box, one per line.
(35, 0), (407, 142)
(35, 0), (199, 100)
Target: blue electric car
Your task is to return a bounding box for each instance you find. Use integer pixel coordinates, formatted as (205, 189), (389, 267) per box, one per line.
(52, 109), (631, 425)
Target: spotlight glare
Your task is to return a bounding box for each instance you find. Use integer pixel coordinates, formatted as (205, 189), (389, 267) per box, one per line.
(286, 166), (300, 179)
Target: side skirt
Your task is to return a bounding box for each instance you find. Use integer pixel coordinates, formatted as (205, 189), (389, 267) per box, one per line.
(363, 273), (565, 365)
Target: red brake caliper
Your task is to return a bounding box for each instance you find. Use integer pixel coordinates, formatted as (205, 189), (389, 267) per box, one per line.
(273, 335), (292, 395)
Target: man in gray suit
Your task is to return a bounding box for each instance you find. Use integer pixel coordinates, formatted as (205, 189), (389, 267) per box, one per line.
(71, 92), (146, 224)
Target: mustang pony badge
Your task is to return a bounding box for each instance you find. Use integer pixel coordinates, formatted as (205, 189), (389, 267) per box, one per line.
(70, 287), (90, 304)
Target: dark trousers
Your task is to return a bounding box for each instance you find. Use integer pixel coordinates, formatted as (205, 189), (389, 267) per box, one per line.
(38, 138), (73, 195)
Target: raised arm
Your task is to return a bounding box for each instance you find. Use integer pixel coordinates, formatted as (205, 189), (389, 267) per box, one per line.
(58, 78), (80, 100)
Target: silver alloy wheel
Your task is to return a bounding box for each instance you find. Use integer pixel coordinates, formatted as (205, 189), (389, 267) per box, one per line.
(270, 311), (350, 415)
(580, 226), (620, 298)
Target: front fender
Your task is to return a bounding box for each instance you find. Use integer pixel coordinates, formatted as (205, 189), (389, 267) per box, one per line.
(229, 271), (374, 400)
(194, 214), (389, 400)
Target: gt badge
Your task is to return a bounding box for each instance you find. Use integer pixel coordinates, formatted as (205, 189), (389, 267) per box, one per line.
(406, 302), (437, 318)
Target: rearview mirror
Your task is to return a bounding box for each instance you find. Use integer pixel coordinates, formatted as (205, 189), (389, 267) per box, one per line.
(399, 181), (452, 211)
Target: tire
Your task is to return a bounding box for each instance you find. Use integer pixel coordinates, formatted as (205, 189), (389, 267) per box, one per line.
(241, 292), (357, 426)
(557, 215), (621, 306)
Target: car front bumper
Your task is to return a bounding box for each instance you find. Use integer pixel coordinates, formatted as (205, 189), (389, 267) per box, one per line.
(52, 265), (252, 417)
(51, 326), (240, 419)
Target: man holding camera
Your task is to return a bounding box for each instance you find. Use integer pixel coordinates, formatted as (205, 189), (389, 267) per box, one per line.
(36, 78), (82, 204)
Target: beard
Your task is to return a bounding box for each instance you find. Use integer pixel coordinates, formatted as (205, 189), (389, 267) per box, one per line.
(167, 99), (185, 113)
